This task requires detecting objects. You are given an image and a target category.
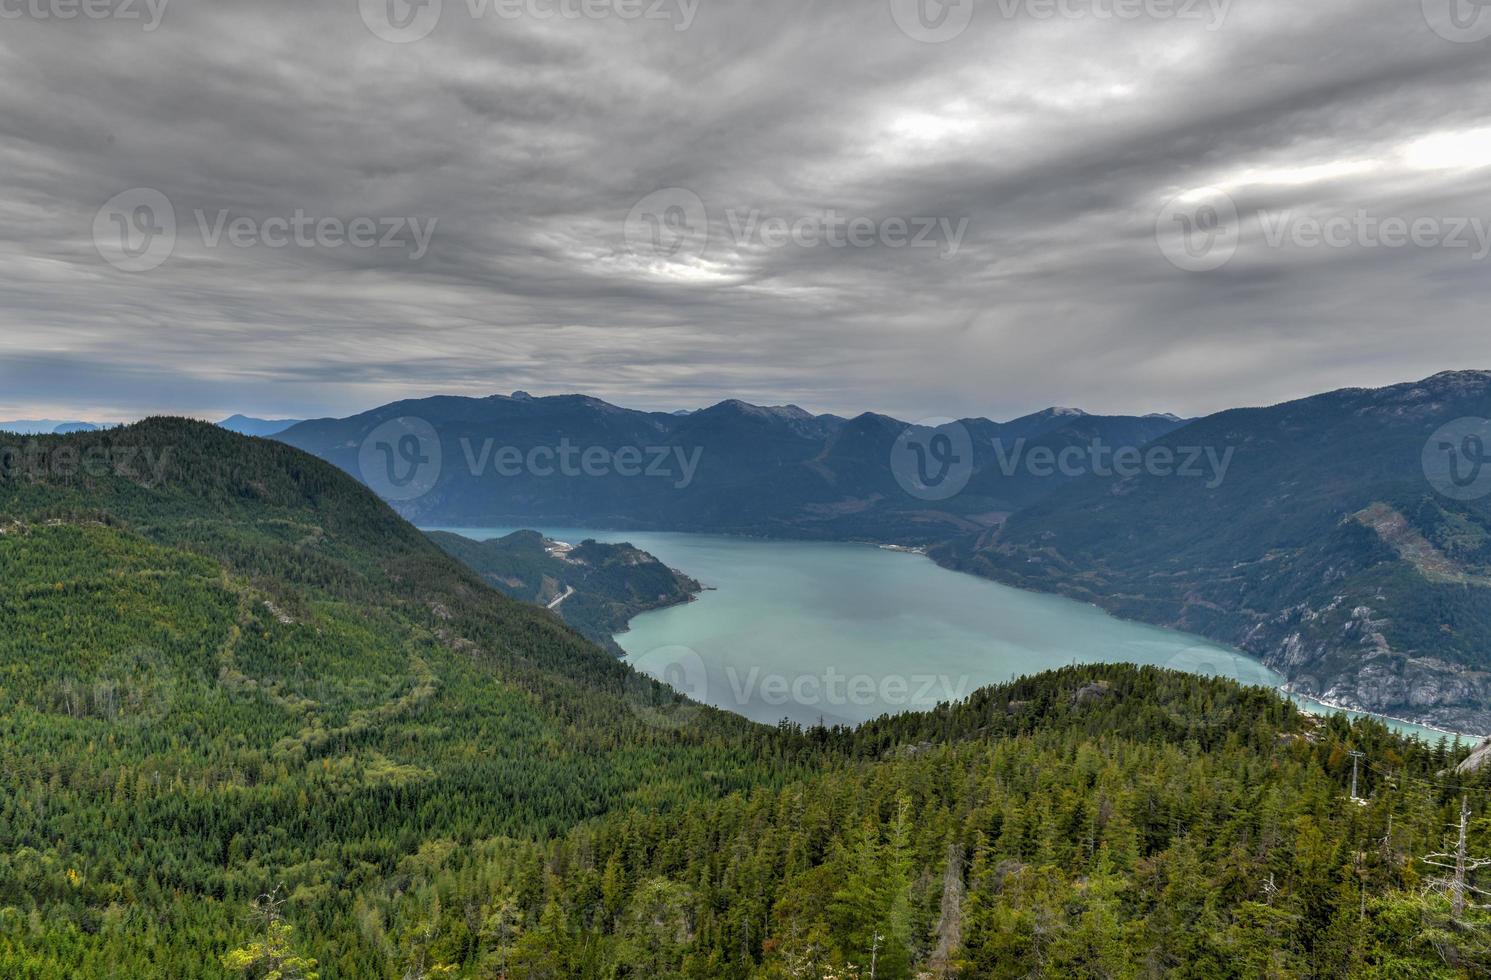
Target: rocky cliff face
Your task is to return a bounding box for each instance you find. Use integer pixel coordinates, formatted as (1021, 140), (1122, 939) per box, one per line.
(1188, 596), (1490, 733)
(1456, 736), (1491, 774)
(1239, 594), (1491, 734)
(1272, 647), (1491, 735)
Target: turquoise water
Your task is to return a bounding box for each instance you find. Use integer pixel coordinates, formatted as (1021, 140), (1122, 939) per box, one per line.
(432, 527), (1471, 742)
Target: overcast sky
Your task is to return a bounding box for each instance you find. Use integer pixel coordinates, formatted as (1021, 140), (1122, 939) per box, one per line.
(2, 0), (1490, 424)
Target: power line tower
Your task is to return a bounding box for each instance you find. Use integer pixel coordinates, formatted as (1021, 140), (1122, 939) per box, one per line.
(1424, 795), (1491, 919)
(1349, 750), (1366, 802)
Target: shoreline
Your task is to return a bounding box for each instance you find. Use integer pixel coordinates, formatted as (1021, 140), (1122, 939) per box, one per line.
(427, 523), (1484, 741)
(1284, 689), (1481, 741)
(910, 544), (1489, 741)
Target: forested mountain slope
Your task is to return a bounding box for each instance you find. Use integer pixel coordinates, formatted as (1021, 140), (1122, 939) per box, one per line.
(2, 421), (1490, 978)
(428, 529), (701, 651)
(935, 371), (1491, 734)
(0, 420), (804, 976)
(469, 667), (1491, 978)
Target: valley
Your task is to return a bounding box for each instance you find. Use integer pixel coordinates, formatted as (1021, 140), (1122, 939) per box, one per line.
(276, 370), (1491, 734)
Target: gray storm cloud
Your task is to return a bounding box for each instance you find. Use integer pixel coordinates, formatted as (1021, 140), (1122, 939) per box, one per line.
(1, 0), (1489, 422)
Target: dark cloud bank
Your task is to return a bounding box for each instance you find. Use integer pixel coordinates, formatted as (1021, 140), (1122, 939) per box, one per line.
(2, 0), (1490, 422)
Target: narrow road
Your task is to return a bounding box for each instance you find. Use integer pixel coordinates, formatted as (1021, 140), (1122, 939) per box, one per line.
(547, 585), (576, 610)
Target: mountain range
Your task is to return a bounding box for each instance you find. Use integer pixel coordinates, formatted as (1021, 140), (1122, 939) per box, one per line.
(2, 417), (300, 438)
(0, 419), (101, 434)
(275, 395), (1187, 542)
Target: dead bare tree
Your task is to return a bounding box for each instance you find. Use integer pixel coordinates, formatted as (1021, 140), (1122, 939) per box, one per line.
(926, 843), (965, 977)
(1423, 796), (1491, 918)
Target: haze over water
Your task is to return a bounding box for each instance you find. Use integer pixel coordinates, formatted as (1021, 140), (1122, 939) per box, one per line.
(437, 528), (1467, 742)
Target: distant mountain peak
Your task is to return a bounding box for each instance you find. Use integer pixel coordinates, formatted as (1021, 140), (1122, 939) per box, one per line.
(1313, 370), (1491, 404)
(708, 399), (813, 420)
(1425, 369), (1491, 381)
(483, 391), (626, 413)
(219, 414), (294, 425)
(217, 415), (304, 438)
(1419, 369), (1491, 392)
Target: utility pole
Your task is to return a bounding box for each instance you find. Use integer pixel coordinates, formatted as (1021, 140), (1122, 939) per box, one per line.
(1349, 750), (1366, 801)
